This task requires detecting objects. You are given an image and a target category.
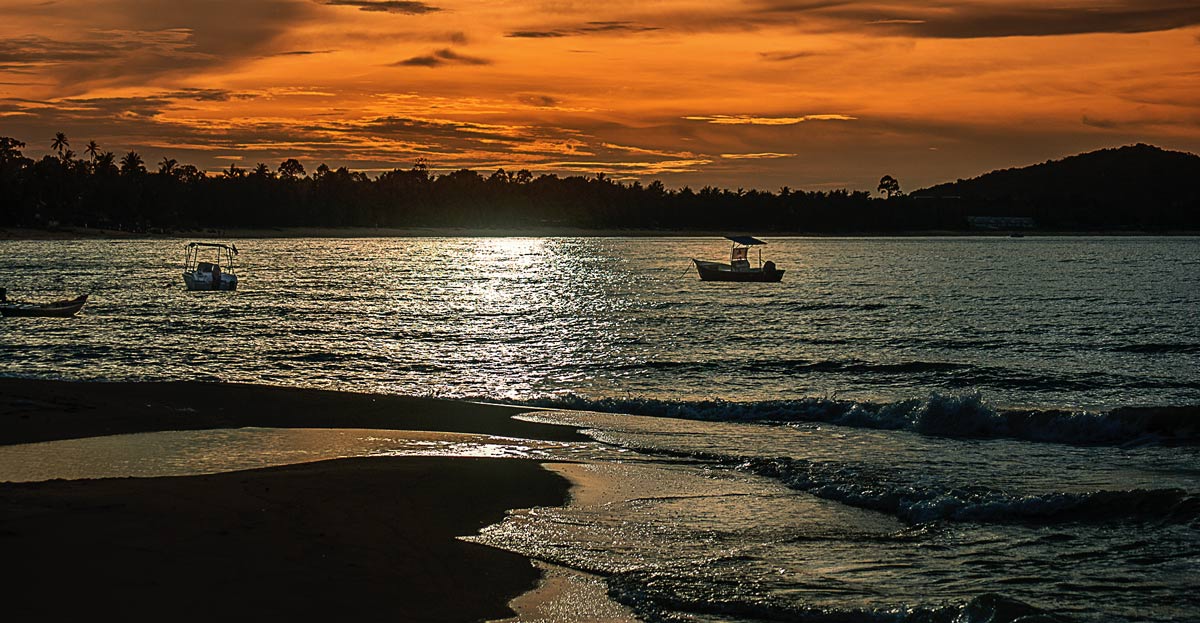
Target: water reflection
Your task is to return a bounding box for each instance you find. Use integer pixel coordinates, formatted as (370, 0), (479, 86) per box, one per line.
(1, 237), (1198, 409)
(0, 428), (617, 483)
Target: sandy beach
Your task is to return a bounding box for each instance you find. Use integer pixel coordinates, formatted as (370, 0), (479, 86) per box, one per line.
(0, 379), (586, 621)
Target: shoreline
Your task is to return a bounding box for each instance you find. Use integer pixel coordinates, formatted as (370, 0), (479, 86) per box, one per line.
(0, 378), (596, 620)
(3, 225), (1198, 240)
(0, 378), (587, 446)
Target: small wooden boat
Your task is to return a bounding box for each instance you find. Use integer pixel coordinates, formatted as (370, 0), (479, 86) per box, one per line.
(0, 293), (88, 317)
(183, 242), (239, 291)
(693, 236), (785, 282)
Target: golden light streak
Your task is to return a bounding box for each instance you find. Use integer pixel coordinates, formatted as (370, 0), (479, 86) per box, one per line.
(684, 115), (858, 125)
(720, 153), (797, 159)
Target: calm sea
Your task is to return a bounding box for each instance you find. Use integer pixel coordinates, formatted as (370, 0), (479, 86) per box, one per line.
(2, 236), (1198, 622)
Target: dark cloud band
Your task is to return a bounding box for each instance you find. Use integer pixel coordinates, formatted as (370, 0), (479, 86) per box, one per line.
(321, 1), (441, 14)
(393, 48), (490, 67)
(755, 0), (1200, 38)
(507, 21), (660, 38)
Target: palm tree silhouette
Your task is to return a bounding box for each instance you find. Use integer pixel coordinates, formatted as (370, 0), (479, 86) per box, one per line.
(159, 157), (178, 176)
(85, 140), (100, 161)
(50, 132), (69, 156)
(120, 150), (145, 175)
(95, 151), (117, 174)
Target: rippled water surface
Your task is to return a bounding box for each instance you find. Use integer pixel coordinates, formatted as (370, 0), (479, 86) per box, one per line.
(2, 236), (1198, 623)
(3, 237), (1198, 409)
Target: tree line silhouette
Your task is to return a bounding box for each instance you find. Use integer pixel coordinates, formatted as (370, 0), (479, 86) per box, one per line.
(1, 134), (1196, 233)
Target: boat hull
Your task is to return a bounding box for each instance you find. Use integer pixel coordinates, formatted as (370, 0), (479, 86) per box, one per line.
(693, 259), (784, 282)
(0, 295), (88, 317)
(183, 271), (238, 291)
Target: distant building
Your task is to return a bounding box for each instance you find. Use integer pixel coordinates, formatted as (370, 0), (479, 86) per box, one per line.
(967, 216), (1036, 230)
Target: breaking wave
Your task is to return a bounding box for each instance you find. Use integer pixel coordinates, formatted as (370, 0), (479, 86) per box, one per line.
(740, 455), (1200, 525)
(607, 579), (1070, 623)
(514, 392), (1200, 446)
(600, 445), (1200, 526)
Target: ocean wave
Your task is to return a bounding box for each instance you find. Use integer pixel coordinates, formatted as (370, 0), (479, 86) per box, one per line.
(607, 574), (1068, 623)
(1107, 343), (1200, 354)
(516, 392), (1200, 446)
(597, 444), (1199, 526)
(780, 301), (891, 311)
(743, 455), (1199, 525)
(610, 359), (973, 376)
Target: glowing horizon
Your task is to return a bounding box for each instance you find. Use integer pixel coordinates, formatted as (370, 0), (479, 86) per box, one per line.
(2, 0), (1198, 191)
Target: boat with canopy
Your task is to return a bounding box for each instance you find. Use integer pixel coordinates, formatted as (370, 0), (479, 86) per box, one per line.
(692, 236), (784, 282)
(183, 242), (239, 291)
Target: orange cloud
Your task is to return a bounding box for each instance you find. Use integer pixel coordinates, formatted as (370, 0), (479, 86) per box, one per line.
(0, 0), (1196, 191)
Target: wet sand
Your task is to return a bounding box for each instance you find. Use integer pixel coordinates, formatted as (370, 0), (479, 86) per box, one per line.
(0, 378), (587, 446)
(0, 379), (587, 621)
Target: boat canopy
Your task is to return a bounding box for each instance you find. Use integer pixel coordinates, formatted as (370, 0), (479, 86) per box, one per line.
(186, 241), (238, 254)
(726, 236), (767, 246)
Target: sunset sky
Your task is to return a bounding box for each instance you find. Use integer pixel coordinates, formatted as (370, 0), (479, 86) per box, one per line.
(2, 0), (1198, 190)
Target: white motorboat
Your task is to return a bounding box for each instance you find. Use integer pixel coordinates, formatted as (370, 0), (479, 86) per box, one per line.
(183, 242), (239, 291)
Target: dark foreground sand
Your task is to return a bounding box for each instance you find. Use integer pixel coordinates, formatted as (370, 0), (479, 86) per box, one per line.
(0, 379), (583, 621)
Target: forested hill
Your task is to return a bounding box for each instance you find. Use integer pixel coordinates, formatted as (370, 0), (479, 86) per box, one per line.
(916, 144), (1200, 205)
(2, 134), (1198, 234)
